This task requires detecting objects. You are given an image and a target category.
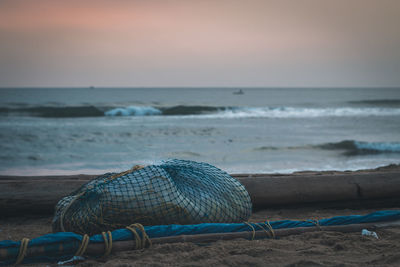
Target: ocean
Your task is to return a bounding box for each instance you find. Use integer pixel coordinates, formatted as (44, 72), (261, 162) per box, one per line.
(0, 87), (400, 175)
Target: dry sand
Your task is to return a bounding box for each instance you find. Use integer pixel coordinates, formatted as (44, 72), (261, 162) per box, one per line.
(1, 207), (400, 267)
(1, 165), (400, 266)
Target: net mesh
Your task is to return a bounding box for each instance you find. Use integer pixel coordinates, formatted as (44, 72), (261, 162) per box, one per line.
(52, 159), (252, 235)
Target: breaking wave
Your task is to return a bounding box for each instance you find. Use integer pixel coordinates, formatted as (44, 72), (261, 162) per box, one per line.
(1, 105), (400, 118)
(319, 140), (400, 155)
(255, 140), (400, 156)
(202, 107), (400, 119)
(105, 106), (162, 116)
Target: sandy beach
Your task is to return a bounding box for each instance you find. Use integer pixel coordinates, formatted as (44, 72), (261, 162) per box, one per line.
(1, 165), (400, 267)
(1, 207), (400, 266)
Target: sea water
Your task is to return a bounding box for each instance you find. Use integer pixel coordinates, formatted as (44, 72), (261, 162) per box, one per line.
(0, 87), (400, 175)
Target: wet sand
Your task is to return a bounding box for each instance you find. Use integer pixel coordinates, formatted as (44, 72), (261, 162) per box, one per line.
(1, 207), (400, 266)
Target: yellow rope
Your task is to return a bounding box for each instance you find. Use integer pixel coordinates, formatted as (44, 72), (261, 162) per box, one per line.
(243, 222), (256, 240)
(75, 234), (90, 257)
(101, 231), (113, 257)
(264, 221), (276, 239)
(126, 225), (141, 249)
(15, 238), (29, 265)
(255, 222), (275, 239)
(106, 231), (113, 256)
(253, 223), (270, 236)
(126, 223), (152, 249)
(110, 165), (145, 180)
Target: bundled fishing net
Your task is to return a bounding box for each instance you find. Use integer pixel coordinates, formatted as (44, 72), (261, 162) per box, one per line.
(52, 159), (252, 235)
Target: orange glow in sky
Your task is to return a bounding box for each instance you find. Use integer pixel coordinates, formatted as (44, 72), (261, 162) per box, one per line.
(1, 0), (399, 87)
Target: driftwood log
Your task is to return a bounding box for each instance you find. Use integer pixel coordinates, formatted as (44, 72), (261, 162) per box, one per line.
(1, 165), (400, 216)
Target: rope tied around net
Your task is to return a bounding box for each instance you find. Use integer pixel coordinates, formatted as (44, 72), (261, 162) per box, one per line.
(126, 223), (152, 249)
(15, 238), (30, 265)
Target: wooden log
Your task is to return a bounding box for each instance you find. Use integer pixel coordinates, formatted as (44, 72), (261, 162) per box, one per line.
(1, 220), (400, 263)
(0, 175), (96, 216)
(1, 167), (400, 216)
(236, 171), (400, 208)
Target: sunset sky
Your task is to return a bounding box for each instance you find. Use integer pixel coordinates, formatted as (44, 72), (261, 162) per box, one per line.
(1, 0), (399, 87)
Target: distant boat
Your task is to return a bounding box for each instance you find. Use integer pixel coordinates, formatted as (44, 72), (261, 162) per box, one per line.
(89, 86), (95, 89)
(233, 89), (244, 95)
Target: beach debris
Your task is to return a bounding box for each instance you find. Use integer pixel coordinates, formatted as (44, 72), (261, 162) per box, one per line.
(52, 159), (252, 235)
(361, 229), (379, 239)
(57, 255), (85, 265)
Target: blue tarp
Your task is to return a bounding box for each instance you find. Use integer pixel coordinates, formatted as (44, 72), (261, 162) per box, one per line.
(1, 210), (400, 265)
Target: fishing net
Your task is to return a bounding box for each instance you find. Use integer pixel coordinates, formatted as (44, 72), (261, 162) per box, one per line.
(52, 159), (252, 235)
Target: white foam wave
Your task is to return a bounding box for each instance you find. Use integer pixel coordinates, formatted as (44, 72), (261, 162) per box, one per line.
(105, 106), (162, 116)
(104, 106), (400, 118)
(355, 141), (400, 152)
(195, 107), (400, 119)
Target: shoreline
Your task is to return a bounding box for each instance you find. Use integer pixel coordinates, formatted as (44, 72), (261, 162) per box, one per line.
(1, 162), (400, 177)
(1, 162), (399, 177)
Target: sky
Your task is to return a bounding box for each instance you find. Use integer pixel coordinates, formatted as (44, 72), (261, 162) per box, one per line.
(0, 0), (400, 87)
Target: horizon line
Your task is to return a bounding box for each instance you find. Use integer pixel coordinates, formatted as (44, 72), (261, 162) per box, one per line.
(1, 86), (400, 89)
